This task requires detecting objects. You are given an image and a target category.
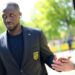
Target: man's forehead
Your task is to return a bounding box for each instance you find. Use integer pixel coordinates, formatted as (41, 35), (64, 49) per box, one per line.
(2, 10), (16, 16)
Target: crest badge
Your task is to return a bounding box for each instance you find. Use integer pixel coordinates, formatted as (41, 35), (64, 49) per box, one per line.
(33, 52), (39, 60)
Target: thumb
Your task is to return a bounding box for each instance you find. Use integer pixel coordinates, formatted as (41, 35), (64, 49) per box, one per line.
(68, 56), (71, 60)
(54, 55), (57, 60)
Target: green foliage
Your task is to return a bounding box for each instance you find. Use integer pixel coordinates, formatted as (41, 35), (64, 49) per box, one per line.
(30, 0), (75, 40)
(0, 13), (6, 34)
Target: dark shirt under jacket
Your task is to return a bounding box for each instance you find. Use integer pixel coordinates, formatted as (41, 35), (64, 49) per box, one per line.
(7, 31), (24, 68)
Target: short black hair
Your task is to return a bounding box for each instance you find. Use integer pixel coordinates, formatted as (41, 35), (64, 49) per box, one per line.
(7, 2), (19, 9)
(3, 2), (20, 12)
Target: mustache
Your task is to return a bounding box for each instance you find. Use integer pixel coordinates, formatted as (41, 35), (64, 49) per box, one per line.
(5, 22), (14, 25)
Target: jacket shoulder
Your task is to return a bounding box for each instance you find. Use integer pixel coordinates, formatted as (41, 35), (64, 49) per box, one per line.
(0, 31), (6, 40)
(23, 26), (42, 34)
(23, 26), (41, 31)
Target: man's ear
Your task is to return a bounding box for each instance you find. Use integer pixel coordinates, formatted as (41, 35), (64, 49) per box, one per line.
(19, 12), (22, 18)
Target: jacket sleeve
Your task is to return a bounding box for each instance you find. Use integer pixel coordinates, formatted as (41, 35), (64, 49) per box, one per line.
(40, 31), (54, 67)
(0, 57), (6, 75)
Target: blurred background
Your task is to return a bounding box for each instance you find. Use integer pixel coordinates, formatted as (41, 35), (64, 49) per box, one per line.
(0, 0), (75, 75)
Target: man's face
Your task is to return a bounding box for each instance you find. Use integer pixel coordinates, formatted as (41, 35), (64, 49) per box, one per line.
(2, 6), (21, 31)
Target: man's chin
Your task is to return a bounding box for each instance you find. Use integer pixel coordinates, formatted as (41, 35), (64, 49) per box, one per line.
(7, 27), (15, 32)
(6, 23), (19, 32)
(7, 26), (18, 32)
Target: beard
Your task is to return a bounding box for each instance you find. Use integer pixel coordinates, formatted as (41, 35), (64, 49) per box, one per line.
(7, 23), (19, 32)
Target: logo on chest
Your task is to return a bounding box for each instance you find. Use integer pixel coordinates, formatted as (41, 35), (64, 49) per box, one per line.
(33, 51), (39, 60)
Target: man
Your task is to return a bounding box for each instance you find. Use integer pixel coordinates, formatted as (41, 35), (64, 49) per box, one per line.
(67, 37), (72, 50)
(0, 2), (56, 75)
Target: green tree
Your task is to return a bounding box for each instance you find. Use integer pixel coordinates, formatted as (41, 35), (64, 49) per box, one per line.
(30, 0), (75, 40)
(0, 13), (6, 34)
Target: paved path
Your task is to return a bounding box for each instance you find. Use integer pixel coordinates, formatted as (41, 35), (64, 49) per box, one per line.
(46, 50), (75, 75)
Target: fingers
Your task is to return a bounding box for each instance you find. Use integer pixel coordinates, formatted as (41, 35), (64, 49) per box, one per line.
(58, 57), (67, 62)
(52, 60), (63, 66)
(54, 55), (57, 61)
(68, 56), (71, 60)
(58, 56), (71, 63)
(51, 56), (72, 72)
(51, 64), (64, 71)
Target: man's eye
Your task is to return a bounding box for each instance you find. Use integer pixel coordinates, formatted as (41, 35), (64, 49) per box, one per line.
(3, 15), (7, 18)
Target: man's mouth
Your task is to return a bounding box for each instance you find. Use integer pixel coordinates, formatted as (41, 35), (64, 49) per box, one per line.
(5, 22), (14, 28)
(6, 22), (13, 25)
